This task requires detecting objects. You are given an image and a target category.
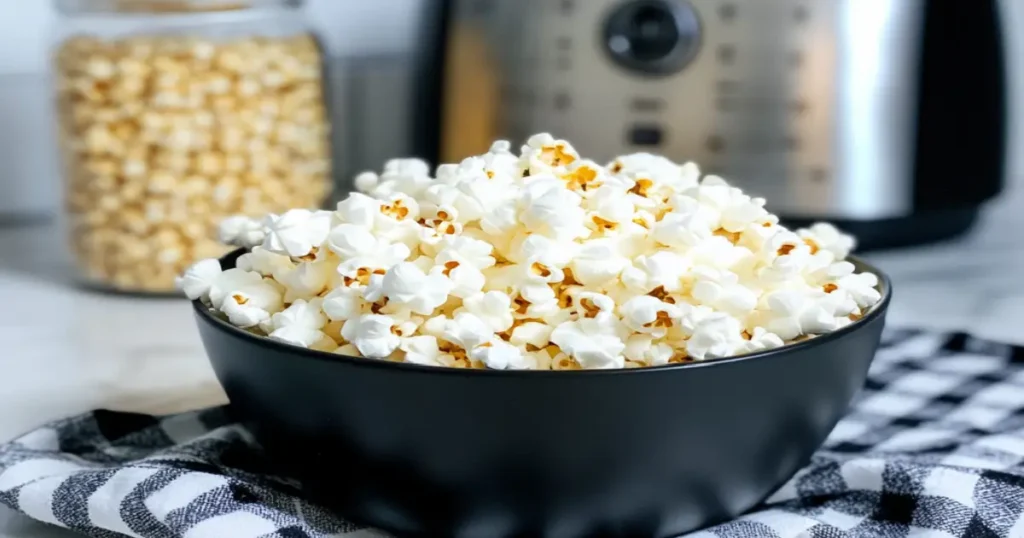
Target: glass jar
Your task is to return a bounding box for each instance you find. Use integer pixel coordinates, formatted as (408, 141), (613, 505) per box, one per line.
(51, 0), (332, 294)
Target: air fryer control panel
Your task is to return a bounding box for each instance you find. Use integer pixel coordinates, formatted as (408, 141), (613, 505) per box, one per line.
(450, 0), (928, 219)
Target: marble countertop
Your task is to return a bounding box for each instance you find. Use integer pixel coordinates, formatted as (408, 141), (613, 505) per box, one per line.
(2, 191), (1024, 537)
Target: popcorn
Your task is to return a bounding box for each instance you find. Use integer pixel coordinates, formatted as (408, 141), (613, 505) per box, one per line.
(609, 154), (700, 193)
(269, 326), (337, 352)
(586, 186), (636, 232)
(435, 236), (497, 270)
(520, 133), (580, 176)
(327, 224), (411, 275)
(835, 272), (882, 310)
(735, 328), (785, 355)
(267, 299), (327, 332)
(379, 262), (454, 315)
(519, 254), (565, 286)
(322, 286), (367, 321)
(480, 203), (519, 239)
(461, 292), (515, 332)
(218, 216), (266, 248)
(341, 314), (401, 358)
(277, 260), (333, 302)
(550, 313), (628, 369)
(378, 158), (433, 198)
(764, 230), (813, 263)
(485, 140), (518, 168)
(569, 239), (630, 286)
(758, 290), (839, 341)
(620, 296), (682, 338)
(235, 247), (294, 280)
(336, 192), (381, 228)
(686, 313), (746, 360)
(569, 291), (616, 320)
(374, 194), (423, 246)
(513, 284), (561, 320)
(207, 268), (265, 308)
(559, 159), (607, 193)
(652, 197), (715, 249)
(624, 335), (675, 366)
(519, 178), (589, 241)
(620, 251), (689, 294)
(806, 259), (855, 286)
(456, 169), (518, 221)
(442, 313), (495, 351)
(689, 236), (755, 271)
(185, 133), (883, 370)
(470, 339), (533, 370)
(690, 267), (759, 317)
(262, 209), (333, 259)
(221, 294), (271, 328)
(439, 261), (486, 299)
(220, 280), (283, 328)
(335, 343), (363, 357)
(509, 233), (577, 268)
(354, 171), (380, 194)
(799, 223), (856, 259)
(176, 258), (223, 301)
(400, 335), (443, 366)
(508, 322), (554, 349)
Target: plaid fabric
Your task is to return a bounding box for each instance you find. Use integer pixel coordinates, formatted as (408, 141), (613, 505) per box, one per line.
(2, 330), (1024, 538)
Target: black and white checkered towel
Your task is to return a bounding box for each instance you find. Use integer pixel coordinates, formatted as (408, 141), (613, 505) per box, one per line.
(3, 329), (1024, 538)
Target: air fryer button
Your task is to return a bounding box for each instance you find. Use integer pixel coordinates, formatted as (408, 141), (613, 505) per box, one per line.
(554, 92), (572, 111)
(630, 97), (664, 111)
(788, 50), (803, 68)
(794, 4), (809, 23)
(718, 4), (737, 22)
(629, 125), (664, 146)
(470, 0), (492, 16)
(706, 135), (726, 153)
(717, 80), (739, 92)
(717, 45), (736, 66)
(603, 0), (702, 76)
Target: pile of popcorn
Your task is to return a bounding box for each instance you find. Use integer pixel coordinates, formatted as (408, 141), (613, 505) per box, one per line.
(179, 134), (883, 370)
(57, 34), (330, 292)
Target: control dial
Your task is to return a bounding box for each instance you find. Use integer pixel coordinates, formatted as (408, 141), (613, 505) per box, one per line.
(603, 0), (702, 76)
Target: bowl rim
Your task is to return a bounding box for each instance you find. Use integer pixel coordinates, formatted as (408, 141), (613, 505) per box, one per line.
(193, 248), (892, 378)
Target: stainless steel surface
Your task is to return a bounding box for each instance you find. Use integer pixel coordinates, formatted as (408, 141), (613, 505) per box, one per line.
(445, 0), (931, 219)
(327, 55), (416, 198)
(835, 0), (923, 219)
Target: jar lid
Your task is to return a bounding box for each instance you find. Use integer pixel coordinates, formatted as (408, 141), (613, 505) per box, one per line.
(54, 0), (302, 14)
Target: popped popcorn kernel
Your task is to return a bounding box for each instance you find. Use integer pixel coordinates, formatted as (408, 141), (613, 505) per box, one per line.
(184, 133), (883, 370)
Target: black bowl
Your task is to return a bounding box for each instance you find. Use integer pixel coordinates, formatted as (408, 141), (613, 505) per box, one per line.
(194, 248), (891, 538)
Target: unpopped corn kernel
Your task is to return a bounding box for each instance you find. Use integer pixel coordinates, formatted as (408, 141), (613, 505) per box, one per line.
(58, 32), (331, 293)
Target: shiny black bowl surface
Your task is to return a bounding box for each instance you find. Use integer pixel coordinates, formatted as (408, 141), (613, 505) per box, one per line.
(193, 248), (891, 538)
